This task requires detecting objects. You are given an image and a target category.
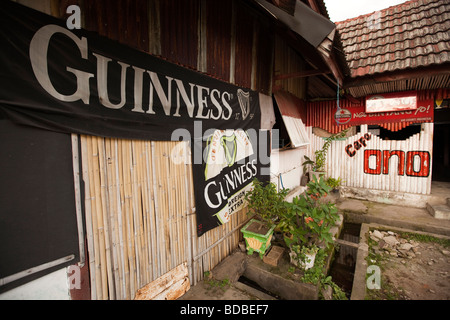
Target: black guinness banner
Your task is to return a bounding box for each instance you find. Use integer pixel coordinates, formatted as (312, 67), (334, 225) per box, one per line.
(0, 1), (269, 236)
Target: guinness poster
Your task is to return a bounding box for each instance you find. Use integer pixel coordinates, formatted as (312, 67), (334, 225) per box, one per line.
(0, 1), (269, 236)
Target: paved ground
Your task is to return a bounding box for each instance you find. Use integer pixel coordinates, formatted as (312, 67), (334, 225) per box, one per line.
(363, 226), (450, 300)
(179, 279), (258, 300)
(338, 198), (450, 236)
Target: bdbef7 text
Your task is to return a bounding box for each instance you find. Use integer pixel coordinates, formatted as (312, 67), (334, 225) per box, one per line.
(225, 304), (268, 315)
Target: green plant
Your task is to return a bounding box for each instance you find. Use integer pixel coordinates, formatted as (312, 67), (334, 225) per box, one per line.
(300, 247), (325, 284)
(321, 276), (348, 300)
(302, 156), (315, 174)
(279, 175), (339, 263)
(325, 176), (342, 190)
(289, 244), (319, 269)
(300, 249), (348, 300)
(244, 178), (289, 227)
(278, 177), (338, 272)
(203, 271), (230, 291)
(303, 129), (348, 173)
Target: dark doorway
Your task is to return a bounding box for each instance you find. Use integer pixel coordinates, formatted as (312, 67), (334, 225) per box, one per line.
(432, 123), (450, 182)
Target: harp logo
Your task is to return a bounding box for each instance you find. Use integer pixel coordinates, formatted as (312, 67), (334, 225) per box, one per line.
(204, 129), (254, 181)
(237, 89), (250, 120)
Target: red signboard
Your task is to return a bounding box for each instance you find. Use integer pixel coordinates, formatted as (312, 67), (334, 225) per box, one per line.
(339, 99), (434, 126)
(366, 91), (418, 113)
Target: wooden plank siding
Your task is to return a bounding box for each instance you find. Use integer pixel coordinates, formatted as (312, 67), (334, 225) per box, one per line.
(159, 0), (199, 69)
(206, 1), (232, 82)
(84, 0), (149, 52)
(233, 6), (255, 90)
(255, 18), (274, 95)
(81, 0), (274, 94)
(77, 0), (277, 299)
(273, 35), (307, 99)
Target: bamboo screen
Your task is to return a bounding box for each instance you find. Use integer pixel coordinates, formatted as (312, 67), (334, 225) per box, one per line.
(80, 135), (248, 300)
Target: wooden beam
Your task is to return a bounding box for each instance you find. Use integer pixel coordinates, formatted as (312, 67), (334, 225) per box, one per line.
(307, 0), (320, 13)
(274, 69), (330, 81)
(343, 93), (361, 104)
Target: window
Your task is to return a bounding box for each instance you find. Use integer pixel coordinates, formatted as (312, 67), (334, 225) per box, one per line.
(272, 91), (309, 149)
(0, 119), (80, 291)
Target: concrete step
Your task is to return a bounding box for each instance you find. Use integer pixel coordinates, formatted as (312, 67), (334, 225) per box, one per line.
(427, 203), (450, 220)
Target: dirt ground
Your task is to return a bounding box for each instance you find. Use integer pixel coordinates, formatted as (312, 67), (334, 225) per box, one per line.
(366, 229), (450, 300)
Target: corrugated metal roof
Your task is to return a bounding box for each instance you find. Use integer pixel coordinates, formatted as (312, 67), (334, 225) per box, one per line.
(336, 0), (450, 78)
(273, 91), (310, 147)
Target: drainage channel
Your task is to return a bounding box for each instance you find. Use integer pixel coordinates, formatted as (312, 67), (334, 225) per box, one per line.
(237, 275), (282, 300)
(329, 222), (361, 299)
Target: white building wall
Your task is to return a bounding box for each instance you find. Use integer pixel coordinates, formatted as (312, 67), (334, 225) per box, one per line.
(270, 147), (307, 191)
(0, 268), (70, 300)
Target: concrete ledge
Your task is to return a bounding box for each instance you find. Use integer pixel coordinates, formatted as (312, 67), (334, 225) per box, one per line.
(350, 222), (450, 300)
(338, 196), (450, 237)
(285, 185), (306, 202)
(427, 203), (450, 220)
(340, 186), (444, 208)
(243, 262), (318, 300)
(233, 281), (276, 300)
(344, 210), (450, 237)
(350, 223), (370, 300)
(211, 251), (247, 283)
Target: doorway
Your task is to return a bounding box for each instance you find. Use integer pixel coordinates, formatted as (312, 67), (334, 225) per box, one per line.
(432, 123), (450, 182)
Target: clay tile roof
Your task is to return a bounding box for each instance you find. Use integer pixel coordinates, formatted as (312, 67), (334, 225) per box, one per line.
(336, 0), (450, 78)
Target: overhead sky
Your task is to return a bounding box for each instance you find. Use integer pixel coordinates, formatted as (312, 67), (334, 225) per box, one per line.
(323, 0), (408, 22)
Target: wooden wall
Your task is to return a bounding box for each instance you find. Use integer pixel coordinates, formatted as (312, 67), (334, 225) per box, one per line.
(76, 0), (274, 299)
(80, 0), (275, 95)
(273, 35), (307, 99)
(14, 0), (311, 299)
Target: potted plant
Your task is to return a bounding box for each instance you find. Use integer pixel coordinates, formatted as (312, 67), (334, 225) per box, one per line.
(241, 178), (289, 259)
(302, 155), (323, 182)
(279, 175), (339, 269)
(325, 176), (342, 194)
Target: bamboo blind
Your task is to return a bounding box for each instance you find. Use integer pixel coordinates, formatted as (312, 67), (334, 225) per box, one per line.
(80, 135), (248, 300)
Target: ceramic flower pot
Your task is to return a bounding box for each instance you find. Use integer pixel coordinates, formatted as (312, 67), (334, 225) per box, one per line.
(240, 219), (276, 259)
(289, 248), (317, 270)
(309, 170), (325, 181)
